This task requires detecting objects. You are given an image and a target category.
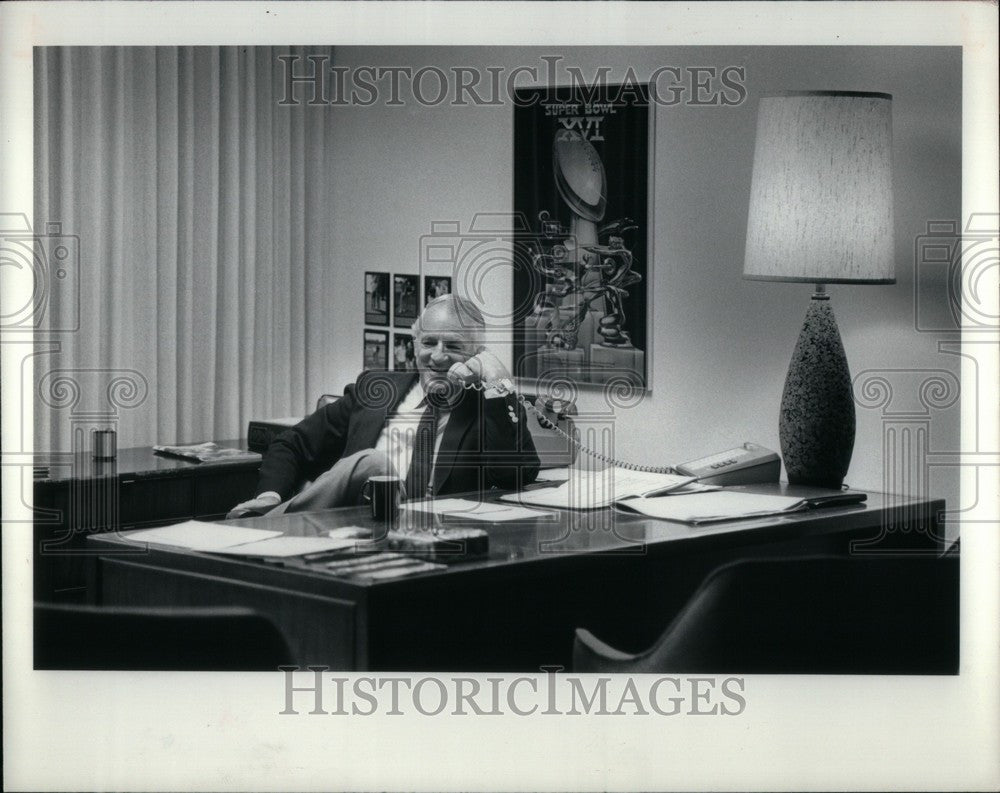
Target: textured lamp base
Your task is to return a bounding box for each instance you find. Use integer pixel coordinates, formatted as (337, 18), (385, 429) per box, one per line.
(779, 295), (855, 488)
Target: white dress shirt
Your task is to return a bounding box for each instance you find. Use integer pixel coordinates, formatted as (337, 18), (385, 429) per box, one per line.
(372, 381), (450, 483)
(257, 379), (504, 503)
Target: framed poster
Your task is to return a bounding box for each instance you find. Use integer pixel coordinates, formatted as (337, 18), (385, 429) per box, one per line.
(424, 275), (452, 305)
(362, 330), (389, 371)
(393, 274), (420, 327)
(392, 332), (417, 371)
(512, 83), (652, 390)
(364, 271), (389, 326)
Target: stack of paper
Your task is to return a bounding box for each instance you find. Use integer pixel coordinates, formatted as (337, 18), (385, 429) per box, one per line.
(500, 468), (697, 510)
(212, 536), (359, 557)
(124, 521), (282, 552)
(614, 491), (836, 524)
(534, 468), (572, 483)
(404, 498), (551, 522)
(125, 520), (358, 557)
(153, 442), (261, 464)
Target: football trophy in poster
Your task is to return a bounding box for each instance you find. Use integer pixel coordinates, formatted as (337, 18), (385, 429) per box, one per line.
(513, 84), (650, 388)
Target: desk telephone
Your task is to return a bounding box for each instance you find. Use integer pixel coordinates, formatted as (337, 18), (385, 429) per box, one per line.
(448, 358), (781, 485)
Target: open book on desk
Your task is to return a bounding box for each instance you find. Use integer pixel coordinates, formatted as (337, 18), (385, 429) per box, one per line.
(613, 489), (867, 524)
(499, 468), (699, 510)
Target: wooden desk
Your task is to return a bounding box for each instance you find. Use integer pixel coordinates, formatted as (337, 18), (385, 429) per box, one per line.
(34, 441), (259, 602)
(83, 486), (949, 672)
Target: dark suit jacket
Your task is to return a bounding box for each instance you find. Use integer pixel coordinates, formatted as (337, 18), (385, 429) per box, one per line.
(256, 371), (540, 500)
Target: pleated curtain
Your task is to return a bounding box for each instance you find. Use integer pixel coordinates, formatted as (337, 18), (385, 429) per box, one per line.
(34, 46), (336, 451)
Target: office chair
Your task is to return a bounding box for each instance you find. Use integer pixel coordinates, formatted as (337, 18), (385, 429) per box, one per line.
(35, 603), (293, 671)
(573, 554), (959, 674)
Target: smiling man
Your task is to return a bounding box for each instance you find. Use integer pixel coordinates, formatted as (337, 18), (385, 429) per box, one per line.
(227, 295), (540, 518)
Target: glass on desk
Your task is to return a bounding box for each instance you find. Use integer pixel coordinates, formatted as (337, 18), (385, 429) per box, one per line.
(92, 428), (116, 461)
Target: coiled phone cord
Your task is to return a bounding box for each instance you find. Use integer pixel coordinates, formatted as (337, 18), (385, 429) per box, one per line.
(464, 379), (678, 476)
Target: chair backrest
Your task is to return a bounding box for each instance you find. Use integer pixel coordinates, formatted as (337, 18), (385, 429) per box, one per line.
(574, 554), (959, 674)
(316, 393), (341, 411)
(35, 603), (293, 671)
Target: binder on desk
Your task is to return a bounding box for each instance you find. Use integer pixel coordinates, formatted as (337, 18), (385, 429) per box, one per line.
(613, 489), (867, 524)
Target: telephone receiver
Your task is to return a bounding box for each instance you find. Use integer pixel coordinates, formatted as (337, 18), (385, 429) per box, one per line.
(442, 357), (781, 482)
(446, 353), (507, 389)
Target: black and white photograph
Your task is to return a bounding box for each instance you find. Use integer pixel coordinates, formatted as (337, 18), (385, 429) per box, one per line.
(362, 329), (389, 371)
(424, 274), (452, 305)
(2, 3), (997, 792)
(393, 273), (420, 327)
(392, 332), (417, 372)
(364, 270), (390, 326)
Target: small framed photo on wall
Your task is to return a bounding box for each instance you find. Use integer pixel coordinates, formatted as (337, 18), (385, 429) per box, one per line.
(392, 332), (417, 372)
(424, 275), (452, 306)
(364, 271), (389, 326)
(393, 274), (420, 328)
(363, 330), (389, 371)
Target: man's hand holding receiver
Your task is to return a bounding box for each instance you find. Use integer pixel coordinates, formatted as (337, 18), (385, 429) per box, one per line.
(446, 350), (514, 398)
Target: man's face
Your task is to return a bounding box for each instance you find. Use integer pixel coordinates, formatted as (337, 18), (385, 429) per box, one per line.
(413, 302), (481, 399)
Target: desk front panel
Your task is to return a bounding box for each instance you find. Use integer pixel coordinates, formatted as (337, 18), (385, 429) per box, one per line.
(96, 555), (360, 668)
(85, 489), (946, 671)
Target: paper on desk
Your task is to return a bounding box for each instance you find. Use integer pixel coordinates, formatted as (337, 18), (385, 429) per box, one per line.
(500, 469), (697, 510)
(327, 526), (374, 540)
(534, 467), (572, 482)
(613, 491), (810, 523)
(124, 521), (282, 551)
(211, 535), (358, 557)
(403, 498), (550, 521)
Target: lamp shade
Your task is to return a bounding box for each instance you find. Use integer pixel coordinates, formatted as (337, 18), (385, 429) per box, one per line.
(744, 91), (895, 284)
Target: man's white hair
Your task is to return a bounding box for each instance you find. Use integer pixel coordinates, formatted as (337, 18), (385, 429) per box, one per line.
(411, 294), (486, 345)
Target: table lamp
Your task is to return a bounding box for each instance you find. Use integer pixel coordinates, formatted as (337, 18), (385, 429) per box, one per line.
(743, 91), (895, 488)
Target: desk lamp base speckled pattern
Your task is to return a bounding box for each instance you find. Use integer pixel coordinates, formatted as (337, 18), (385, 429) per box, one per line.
(778, 290), (855, 489)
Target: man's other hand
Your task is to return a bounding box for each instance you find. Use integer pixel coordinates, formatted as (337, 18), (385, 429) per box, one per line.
(226, 493), (281, 520)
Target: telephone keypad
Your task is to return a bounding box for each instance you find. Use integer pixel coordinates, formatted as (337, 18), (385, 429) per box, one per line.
(675, 443), (780, 486)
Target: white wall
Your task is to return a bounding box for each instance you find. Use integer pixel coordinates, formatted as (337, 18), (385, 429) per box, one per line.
(321, 46), (961, 508)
